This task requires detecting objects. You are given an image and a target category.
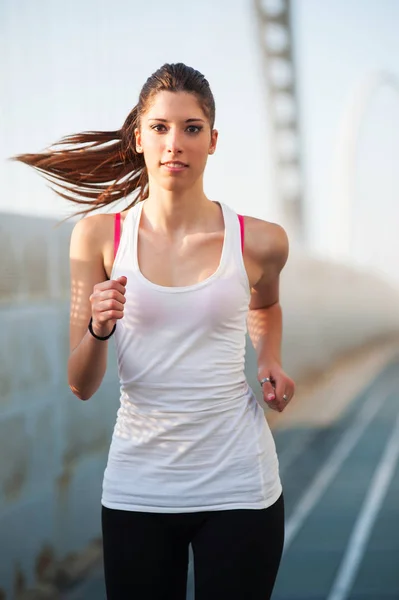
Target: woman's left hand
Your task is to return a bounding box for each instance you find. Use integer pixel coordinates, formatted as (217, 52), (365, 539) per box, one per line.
(259, 364), (295, 412)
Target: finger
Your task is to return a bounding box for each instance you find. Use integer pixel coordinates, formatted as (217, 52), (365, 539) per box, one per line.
(96, 279), (127, 295)
(116, 275), (127, 286)
(269, 380), (288, 412)
(282, 382), (295, 404)
(95, 299), (125, 317)
(274, 377), (286, 403)
(109, 280), (127, 295)
(259, 377), (276, 402)
(262, 383), (276, 403)
(94, 309), (124, 323)
(98, 288), (126, 303)
(266, 399), (283, 413)
(100, 299), (125, 313)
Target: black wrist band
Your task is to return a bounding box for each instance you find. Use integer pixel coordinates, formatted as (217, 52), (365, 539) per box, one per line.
(88, 317), (116, 341)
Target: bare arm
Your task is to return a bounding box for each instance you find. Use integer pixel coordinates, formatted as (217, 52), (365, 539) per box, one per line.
(247, 224), (287, 369)
(246, 220), (295, 411)
(67, 216), (126, 400)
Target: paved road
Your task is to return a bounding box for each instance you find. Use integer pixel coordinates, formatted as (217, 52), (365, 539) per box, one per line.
(63, 357), (399, 599)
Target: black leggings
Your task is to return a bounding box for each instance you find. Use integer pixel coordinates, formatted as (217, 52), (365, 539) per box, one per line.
(101, 493), (284, 600)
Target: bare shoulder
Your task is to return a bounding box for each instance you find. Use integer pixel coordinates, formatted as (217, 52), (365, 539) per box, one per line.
(243, 215), (289, 270)
(70, 213), (115, 260)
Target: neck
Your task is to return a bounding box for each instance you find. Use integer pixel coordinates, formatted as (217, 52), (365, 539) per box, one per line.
(142, 179), (218, 235)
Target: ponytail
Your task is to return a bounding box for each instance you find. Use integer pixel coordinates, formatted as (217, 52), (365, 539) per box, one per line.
(11, 105), (148, 217)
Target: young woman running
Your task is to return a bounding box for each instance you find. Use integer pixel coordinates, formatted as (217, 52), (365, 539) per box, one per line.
(14, 63), (295, 600)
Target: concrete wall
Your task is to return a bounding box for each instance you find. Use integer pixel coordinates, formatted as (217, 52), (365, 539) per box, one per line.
(0, 214), (119, 598)
(1, 213), (399, 598)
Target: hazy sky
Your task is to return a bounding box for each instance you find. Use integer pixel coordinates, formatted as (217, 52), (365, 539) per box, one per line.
(1, 0), (399, 284)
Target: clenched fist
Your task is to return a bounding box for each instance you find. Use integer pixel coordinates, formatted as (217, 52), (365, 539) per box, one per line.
(259, 364), (295, 413)
(89, 275), (127, 338)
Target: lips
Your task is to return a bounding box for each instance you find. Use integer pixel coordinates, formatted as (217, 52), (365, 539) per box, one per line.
(161, 161), (188, 167)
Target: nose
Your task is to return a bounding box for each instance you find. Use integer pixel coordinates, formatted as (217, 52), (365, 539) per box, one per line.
(166, 129), (183, 154)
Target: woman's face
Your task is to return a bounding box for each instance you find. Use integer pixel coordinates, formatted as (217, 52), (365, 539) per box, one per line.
(135, 91), (218, 192)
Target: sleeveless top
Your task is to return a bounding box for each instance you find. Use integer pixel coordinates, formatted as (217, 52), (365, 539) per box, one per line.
(101, 200), (282, 513)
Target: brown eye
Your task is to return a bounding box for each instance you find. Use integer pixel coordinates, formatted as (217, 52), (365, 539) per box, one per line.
(186, 126), (202, 134)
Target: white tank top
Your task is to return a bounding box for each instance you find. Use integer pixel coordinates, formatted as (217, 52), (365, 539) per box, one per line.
(101, 200), (282, 512)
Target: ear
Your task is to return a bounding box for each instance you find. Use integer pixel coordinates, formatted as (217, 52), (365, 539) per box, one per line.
(208, 129), (218, 155)
(134, 128), (143, 153)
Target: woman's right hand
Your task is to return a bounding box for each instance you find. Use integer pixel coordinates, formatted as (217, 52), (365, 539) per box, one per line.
(89, 275), (127, 337)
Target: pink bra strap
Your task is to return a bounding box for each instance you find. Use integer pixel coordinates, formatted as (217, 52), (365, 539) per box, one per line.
(238, 214), (244, 253)
(114, 212), (121, 258)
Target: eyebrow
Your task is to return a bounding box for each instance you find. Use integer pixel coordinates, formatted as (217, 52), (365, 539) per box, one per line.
(148, 118), (205, 123)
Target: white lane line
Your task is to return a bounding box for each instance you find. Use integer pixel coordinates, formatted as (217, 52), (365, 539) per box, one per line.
(284, 380), (395, 552)
(327, 412), (399, 600)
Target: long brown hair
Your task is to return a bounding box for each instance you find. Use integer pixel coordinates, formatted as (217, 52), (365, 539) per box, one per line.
(11, 63), (216, 217)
